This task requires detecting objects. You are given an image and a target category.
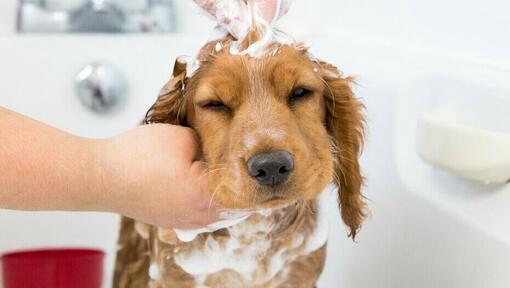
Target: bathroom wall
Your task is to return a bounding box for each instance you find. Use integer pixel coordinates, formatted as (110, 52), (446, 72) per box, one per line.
(178, 0), (510, 67)
(3, 0), (510, 69)
(179, 0), (510, 67)
(0, 1), (16, 34)
(320, 0), (510, 67)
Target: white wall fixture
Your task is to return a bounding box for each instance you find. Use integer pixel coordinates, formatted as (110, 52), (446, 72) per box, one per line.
(395, 56), (510, 270)
(417, 114), (510, 184)
(75, 62), (127, 113)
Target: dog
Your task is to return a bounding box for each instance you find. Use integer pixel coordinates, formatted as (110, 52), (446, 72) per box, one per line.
(113, 28), (366, 287)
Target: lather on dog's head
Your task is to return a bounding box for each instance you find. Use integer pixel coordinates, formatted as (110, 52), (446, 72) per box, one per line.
(145, 32), (366, 238)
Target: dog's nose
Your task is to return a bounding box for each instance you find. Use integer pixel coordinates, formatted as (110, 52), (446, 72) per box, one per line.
(247, 150), (294, 187)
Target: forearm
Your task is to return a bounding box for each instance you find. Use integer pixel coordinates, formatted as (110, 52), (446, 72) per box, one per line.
(0, 107), (104, 211)
(0, 107), (221, 228)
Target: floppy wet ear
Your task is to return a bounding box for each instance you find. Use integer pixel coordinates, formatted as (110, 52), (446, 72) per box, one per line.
(319, 61), (366, 240)
(144, 57), (188, 126)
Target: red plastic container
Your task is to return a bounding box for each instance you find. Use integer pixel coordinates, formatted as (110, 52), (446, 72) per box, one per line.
(1, 248), (104, 288)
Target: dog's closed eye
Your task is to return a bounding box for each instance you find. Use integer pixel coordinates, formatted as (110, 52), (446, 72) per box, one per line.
(200, 100), (232, 113)
(289, 87), (312, 104)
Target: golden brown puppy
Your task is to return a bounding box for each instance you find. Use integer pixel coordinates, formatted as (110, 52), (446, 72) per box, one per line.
(113, 32), (366, 288)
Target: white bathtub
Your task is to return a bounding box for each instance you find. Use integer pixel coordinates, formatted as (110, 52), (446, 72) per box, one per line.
(1, 33), (509, 288)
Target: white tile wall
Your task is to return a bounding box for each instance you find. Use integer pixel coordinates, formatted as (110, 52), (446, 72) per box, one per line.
(3, 0), (510, 66)
(0, 1), (16, 34)
(320, 0), (510, 67)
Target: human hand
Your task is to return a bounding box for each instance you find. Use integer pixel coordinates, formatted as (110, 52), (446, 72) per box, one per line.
(95, 124), (222, 229)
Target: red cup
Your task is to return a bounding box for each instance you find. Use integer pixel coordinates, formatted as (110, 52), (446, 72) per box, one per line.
(1, 248), (104, 288)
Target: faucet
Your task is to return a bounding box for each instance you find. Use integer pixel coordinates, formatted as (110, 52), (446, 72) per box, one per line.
(17, 0), (175, 33)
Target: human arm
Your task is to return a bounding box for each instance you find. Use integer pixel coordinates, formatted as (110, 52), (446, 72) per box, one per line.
(0, 107), (220, 229)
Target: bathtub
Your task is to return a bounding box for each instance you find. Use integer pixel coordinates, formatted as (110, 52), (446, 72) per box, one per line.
(1, 32), (509, 288)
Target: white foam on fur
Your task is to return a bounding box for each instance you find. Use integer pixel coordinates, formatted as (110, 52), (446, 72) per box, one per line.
(173, 215), (251, 242)
(228, 11), (295, 58)
(183, 0), (297, 78)
(172, 207), (279, 243)
(174, 210), (276, 284)
(304, 186), (331, 253)
(173, 189), (331, 285)
(149, 263), (160, 280)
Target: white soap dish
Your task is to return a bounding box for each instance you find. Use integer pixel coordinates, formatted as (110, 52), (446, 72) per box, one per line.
(416, 114), (510, 184)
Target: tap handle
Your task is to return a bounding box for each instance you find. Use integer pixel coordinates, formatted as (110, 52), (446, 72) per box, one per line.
(20, 0), (47, 7)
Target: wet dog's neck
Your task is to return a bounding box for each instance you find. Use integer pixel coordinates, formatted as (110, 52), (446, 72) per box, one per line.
(148, 190), (330, 287)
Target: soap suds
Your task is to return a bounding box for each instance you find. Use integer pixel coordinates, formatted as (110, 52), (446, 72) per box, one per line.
(174, 212), (275, 284)
(173, 215), (250, 242)
(215, 42), (222, 52)
(304, 188), (331, 253)
(184, 56), (201, 78)
(173, 189), (331, 286)
(184, 0), (298, 79)
(149, 263), (160, 280)
(172, 206), (275, 242)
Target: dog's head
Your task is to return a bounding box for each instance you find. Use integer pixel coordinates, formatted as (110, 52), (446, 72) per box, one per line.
(146, 35), (366, 238)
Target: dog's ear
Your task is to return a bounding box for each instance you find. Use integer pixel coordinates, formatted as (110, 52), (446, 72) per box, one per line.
(144, 57), (188, 125)
(319, 61), (366, 239)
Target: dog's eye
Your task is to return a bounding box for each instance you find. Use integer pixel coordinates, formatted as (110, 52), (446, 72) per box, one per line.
(201, 101), (231, 112)
(289, 88), (311, 103)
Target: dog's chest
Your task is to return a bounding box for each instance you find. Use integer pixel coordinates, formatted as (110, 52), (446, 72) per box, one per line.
(164, 197), (329, 287)
(173, 213), (293, 286)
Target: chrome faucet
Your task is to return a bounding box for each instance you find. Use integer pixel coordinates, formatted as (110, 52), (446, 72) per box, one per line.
(17, 0), (175, 33)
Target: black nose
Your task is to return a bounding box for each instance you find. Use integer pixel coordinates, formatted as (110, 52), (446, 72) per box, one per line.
(247, 150), (294, 187)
